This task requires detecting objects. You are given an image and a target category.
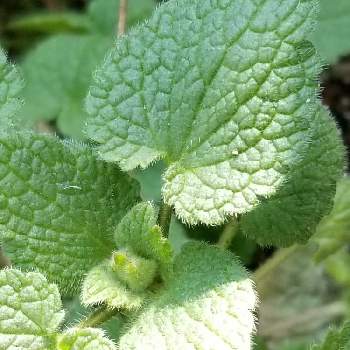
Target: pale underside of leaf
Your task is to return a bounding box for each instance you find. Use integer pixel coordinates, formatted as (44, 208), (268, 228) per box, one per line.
(240, 104), (345, 246)
(57, 327), (116, 350)
(119, 242), (256, 350)
(81, 261), (144, 310)
(0, 269), (64, 350)
(0, 132), (139, 294)
(87, 0), (321, 225)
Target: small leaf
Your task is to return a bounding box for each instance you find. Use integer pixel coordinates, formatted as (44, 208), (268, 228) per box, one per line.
(0, 132), (139, 294)
(0, 47), (23, 125)
(313, 177), (350, 261)
(21, 34), (111, 138)
(119, 242), (256, 350)
(88, 0), (156, 36)
(81, 261), (144, 310)
(57, 328), (116, 350)
(0, 269), (64, 350)
(86, 0), (326, 227)
(240, 105), (344, 246)
(111, 249), (157, 292)
(114, 202), (172, 276)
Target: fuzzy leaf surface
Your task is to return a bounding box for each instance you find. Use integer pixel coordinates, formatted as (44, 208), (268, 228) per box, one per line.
(0, 132), (139, 294)
(81, 261), (144, 310)
(0, 269), (64, 350)
(114, 202), (172, 275)
(119, 242), (256, 350)
(0, 48), (23, 125)
(21, 34), (110, 138)
(240, 105), (344, 246)
(87, 0), (322, 226)
(57, 328), (116, 350)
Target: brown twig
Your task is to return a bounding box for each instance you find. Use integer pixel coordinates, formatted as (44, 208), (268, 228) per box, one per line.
(117, 0), (128, 36)
(41, 0), (61, 11)
(0, 248), (11, 269)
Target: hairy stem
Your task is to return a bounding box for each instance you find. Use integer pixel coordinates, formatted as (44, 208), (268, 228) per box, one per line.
(158, 203), (172, 238)
(254, 245), (299, 296)
(77, 306), (121, 328)
(117, 0), (128, 36)
(217, 218), (239, 249)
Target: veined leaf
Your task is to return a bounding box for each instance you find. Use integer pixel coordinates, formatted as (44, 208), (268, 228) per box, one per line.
(119, 242), (256, 350)
(57, 328), (116, 350)
(0, 269), (64, 350)
(240, 104), (344, 246)
(0, 132), (139, 294)
(86, 0), (324, 227)
(0, 48), (23, 125)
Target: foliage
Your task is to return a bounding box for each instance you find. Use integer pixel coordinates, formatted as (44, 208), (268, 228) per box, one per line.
(0, 0), (349, 349)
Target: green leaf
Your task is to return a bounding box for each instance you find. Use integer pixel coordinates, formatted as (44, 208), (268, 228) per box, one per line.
(0, 269), (64, 350)
(81, 261), (145, 310)
(21, 34), (111, 138)
(119, 242), (256, 350)
(88, 0), (156, 36)
(0, 132), (140, 294)
(8, 11), (90, 35)
(86, 0), (324, 227)
(313, 177), (350, 261)
(57, 328), (116, 350)
(312, 0), (350, 62)
(311, 321), (350, 350)
(240, 104), (344, 246)
(0, 47), (23, 125)
(114, 202), (172, 276)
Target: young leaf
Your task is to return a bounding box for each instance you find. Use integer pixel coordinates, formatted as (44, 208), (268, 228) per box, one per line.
(313, 177), (350, 261)
(21, 34), (110, 138)
(88, 0), (156, 36)
(57, 328), (116, 350)
(119, 242), (256, 350)
(0, 132), (140, 294)
(114, 202), (172, 275)
(81, 261), (145, 310)
(240, 105), (344, 246)
(312, 0), (350, 62)
(0, 269), (64, 350)
(86, 0), (323, 226)
(0, 48), (23, 125)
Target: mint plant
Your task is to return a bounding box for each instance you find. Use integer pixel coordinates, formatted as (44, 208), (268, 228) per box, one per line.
(0, 0), (347, 349)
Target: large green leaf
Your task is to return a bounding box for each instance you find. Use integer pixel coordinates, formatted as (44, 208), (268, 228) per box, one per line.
(240, 105), (344, 246)
(0, 132), (139, 294)
(119, 242), (256, 350)
(0, 48), (23, 124)
(0, 269), (64, 350)
(86, 0), (325, 227)
(21, 34), (111, 138)
(312, 0), (350, 62)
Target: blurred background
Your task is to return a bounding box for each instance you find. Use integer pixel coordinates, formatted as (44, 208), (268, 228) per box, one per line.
(1, 1), (350, 349)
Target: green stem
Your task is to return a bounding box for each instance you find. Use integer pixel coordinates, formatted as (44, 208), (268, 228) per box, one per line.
(217, 219), (239, 249)
(77, 306), (121, 329)
(254, 244), (299, 296)
(157, 202), (172, 238)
